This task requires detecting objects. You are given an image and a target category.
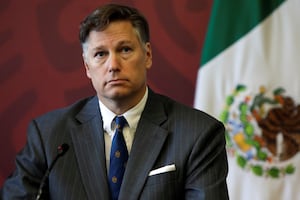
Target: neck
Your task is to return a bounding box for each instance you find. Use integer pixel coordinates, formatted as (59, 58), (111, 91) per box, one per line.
(99, 87), (147, 115)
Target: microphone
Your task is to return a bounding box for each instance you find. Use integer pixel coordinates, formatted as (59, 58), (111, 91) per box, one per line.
(35, 143), (69, 200)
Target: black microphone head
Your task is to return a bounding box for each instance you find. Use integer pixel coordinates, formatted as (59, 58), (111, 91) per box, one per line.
(57, 143), (69, 156)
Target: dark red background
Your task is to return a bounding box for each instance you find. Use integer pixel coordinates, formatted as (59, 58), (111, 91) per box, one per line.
(0, 0), (212, 186)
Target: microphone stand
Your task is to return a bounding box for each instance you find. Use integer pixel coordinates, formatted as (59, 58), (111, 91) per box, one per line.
(35, 143), (69, 200)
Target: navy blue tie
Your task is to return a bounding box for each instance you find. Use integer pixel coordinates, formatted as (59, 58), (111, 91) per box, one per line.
(108, 116), (128, 200)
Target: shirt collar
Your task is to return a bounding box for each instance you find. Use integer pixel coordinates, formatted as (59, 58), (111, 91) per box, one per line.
(99, 87), (148, 133)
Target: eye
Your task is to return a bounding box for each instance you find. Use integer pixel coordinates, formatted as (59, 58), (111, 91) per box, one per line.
(121, 46), (132, 53)
(95, 51), (107, 58)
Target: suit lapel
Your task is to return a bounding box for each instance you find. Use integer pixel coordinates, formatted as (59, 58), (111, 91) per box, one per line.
(119, 90), (169, 200)
(70, 96), (110, 200)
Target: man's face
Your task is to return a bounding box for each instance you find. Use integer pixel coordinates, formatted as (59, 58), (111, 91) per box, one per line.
(83, 21), (152, 107)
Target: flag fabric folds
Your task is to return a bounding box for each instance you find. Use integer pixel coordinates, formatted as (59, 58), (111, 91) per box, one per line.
(194, 0), (300, 199)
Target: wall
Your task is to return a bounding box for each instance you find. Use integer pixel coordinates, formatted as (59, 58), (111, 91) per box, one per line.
(0, 0), (212, 186)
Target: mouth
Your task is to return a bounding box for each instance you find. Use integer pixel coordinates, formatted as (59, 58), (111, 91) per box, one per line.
(107, 78), (128, 85)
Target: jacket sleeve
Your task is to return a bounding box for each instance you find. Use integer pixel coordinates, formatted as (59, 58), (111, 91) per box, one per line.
(1, 120), (48, 200)
(185, 120), (229, 200)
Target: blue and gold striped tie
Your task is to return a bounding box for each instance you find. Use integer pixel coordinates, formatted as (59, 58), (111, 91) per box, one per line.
(108, 116), (128, 200)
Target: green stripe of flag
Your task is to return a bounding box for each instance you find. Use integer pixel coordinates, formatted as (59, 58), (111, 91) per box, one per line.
(201, 0), (285, 66)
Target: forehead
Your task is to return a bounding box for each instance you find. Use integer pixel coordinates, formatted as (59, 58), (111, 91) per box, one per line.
(86, 21), (140, 47)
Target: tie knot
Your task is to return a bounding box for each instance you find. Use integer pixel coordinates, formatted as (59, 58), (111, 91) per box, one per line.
(115, 116), (127, 131)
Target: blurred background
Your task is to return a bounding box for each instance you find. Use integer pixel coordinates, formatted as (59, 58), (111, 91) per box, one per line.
(0, 0), (212, 186)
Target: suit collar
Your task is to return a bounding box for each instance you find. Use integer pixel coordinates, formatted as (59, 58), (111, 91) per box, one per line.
(141, 88), (168, 126)
(71, 96), (111, 200)
(75, 96), (99, 123)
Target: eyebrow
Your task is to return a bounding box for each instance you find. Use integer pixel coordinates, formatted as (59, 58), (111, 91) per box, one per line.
(91, 40), (135, 51)
(116, 40), (134, 46)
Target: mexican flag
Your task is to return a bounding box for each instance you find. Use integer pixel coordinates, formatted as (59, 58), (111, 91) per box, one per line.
(194, 0), (300, 199)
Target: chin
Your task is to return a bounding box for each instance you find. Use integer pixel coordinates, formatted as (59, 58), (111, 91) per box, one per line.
(108, 90), (130, 99)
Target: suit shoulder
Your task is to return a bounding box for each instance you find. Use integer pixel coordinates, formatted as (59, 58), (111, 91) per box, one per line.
(34, 96), (96, 124)
(155, 92), (222, 125)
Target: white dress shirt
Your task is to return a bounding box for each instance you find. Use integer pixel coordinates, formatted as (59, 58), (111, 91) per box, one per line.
(99, 88), (148, 171)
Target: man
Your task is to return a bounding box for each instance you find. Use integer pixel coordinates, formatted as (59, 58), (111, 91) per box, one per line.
(1, 4), (229, 200)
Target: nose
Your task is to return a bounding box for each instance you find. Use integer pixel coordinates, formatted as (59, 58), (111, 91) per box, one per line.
(107, 53), (120, 72)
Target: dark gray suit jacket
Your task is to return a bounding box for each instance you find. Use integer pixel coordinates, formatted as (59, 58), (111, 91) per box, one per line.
(1, 90), (229, 199)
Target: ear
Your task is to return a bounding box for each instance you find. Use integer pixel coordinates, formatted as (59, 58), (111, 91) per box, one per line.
(82, 53), (91, 79)
(145, 42), (152, 70)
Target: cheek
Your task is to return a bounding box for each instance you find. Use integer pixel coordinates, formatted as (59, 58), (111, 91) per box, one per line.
(89, 71), (105, 91)
(86, 66), (103, 85)
(87, 68), (102, 82)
